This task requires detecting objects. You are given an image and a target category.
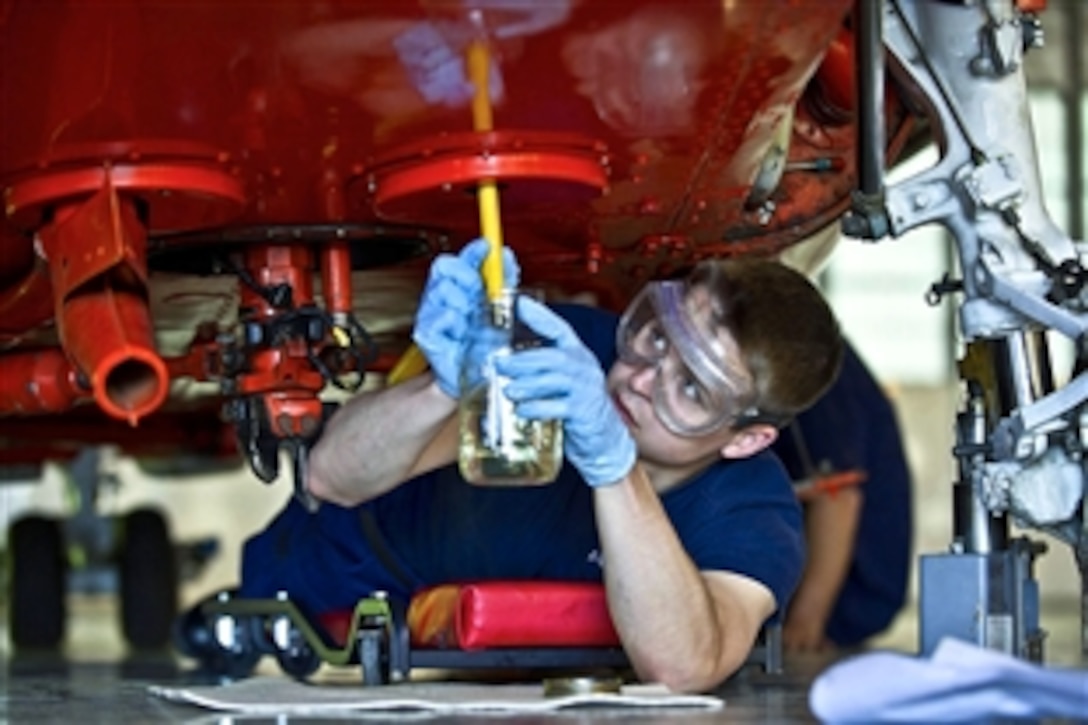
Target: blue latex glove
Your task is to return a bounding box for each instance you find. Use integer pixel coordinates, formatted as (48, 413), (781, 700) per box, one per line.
(412, 238), (520, 397)
(496, 297), (637, 487)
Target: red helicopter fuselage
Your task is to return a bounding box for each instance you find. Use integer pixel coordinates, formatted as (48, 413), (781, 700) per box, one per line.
(0, 0), (916, 463)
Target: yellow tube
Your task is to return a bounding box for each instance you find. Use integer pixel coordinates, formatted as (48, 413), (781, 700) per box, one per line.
(387, 38), (505, 385)
(467, 41), (494, 133)
(385, 344), (429, 386)
(477, 181), (504, 301)
(467, 39), (504, 301)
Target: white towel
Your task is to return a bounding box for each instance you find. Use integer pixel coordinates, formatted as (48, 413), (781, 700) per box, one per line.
(149, 677), (725, 716)
(810, 637), (1087, 722)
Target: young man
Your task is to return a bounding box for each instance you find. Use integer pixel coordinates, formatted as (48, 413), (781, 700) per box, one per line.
(238, 239), (843, 693)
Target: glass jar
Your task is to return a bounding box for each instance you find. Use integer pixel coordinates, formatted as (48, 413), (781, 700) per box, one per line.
(458, 289), (563, 485)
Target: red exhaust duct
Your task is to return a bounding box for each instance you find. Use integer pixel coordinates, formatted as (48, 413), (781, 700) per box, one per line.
(35, 177), (169, 425)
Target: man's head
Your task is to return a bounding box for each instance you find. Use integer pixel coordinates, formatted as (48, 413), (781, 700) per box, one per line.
(608, 258), (843, 474)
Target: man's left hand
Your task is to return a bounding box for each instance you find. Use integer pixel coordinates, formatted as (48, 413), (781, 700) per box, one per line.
(497, 297), (637, 488)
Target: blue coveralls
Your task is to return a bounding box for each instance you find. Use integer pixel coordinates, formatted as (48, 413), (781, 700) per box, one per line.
(240, 305), (807, 625)
(771, 341), (913, 646)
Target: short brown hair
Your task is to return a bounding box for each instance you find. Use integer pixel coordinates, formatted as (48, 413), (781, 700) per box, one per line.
(686, 258), (843, 427)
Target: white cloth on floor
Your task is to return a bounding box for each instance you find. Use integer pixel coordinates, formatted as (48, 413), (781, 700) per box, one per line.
(149, 677), (725, 715)
(809, 637), (1087, 723)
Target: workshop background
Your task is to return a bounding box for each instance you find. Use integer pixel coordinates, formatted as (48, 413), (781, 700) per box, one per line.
(1, 0), (1085, 668)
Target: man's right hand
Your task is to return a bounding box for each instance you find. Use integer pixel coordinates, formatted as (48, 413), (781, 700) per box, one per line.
(412, 238), (520, 397)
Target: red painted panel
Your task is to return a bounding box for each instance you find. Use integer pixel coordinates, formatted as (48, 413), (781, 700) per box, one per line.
(1, 1), (856, 257)
(1, 0), (903, 451)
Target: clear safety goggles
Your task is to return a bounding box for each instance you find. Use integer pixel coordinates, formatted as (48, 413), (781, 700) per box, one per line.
(615, 280), (756, 437)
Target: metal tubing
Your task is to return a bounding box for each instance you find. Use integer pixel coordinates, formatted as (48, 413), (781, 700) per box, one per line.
(320, 242), (353, 316)
(38, 186), (169, 425)
(59, 284), (169, 424)
(856, 0), (886, 197)
(994, 330), (1052, 411)
(961, 389), (996, 554)
(1063, 0), (1084, 240)
(0, 348), (88, 413)
(1081, 554), (1088, 658)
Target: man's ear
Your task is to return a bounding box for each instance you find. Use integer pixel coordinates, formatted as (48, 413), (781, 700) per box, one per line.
(721, 423), (778, 459)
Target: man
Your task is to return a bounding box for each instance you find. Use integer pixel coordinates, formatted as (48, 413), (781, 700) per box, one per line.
(239, 239), (843, 693)
(774, 222), (913, 652)
(774, 340), (913, 652)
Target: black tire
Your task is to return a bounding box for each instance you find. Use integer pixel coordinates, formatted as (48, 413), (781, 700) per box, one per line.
(8, 515), (67, 650)
(171, 591), (263, 679)
(172, 595), (218, 661)
(258, 612), (322, 680)
(275, 642), (323, 680)
(118, 508), (178, 650)
(358, 629), (387, 685)
(204, 614), (264, 680)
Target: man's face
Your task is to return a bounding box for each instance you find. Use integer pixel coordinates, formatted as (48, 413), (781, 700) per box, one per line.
(607, 283), (751, 466)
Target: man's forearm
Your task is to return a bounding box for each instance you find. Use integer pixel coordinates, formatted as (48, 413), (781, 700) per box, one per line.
(307, 373), (458, 506)
(592, 467), (765, 693)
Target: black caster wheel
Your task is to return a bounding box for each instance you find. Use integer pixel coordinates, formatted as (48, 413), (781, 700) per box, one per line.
(358, 629), (389, 685)
(275, 643), (323, 680)
(205, 612), (265, 680)
(8, 515), (67, 650)
(172, 593), (222, 660)
(172, 591), (263, 680)
(119, 508), (179, 650)
(260, 614), (322, 680)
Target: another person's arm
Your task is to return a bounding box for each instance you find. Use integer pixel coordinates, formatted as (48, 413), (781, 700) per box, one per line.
(783, 487), (862, 652)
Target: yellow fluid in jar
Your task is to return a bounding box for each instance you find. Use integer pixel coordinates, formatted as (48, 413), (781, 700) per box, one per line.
(458, 380), (563, 485)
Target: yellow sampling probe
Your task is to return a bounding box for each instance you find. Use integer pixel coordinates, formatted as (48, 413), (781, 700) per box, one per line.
(467, 39), (506, 303)
(386, 38), (504, 386)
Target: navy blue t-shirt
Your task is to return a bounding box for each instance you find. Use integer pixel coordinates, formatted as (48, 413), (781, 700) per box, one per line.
(240, 304), (805, 623)
(771, 341), (912, 646)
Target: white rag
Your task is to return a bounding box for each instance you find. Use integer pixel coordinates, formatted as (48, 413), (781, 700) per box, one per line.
(149, 677), (725, 716)
(810, 637), (1087, 722)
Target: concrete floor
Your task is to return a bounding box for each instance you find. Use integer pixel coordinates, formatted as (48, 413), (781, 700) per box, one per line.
(1, 594), (1084, 723)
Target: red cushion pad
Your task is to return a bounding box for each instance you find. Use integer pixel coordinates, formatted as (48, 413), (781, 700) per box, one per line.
(408, 581), (621, 651)
(316, 609), (354, 648)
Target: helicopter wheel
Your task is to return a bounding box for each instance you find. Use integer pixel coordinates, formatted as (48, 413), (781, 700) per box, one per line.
(8, 515), (67, 650)
(119, 508), (178, 650)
